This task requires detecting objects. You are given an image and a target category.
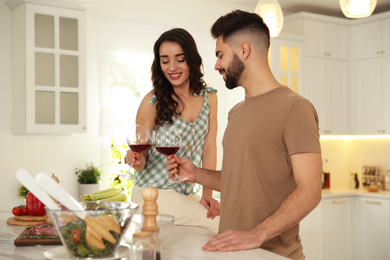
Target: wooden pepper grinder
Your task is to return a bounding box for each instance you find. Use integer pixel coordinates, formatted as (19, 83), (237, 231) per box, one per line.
(141, 187), (160, 233)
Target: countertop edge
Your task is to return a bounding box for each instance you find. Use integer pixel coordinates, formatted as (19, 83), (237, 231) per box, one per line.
(321, 188), (390, 200)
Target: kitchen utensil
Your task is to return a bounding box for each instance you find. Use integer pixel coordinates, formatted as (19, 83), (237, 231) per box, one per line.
(15, 169), (61, 210)
(35, 173), (121, 249)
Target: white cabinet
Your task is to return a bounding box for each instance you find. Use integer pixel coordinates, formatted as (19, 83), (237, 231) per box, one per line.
(8, 1), (87, 134)
(322, 197), (356, 260)
(283, 13), (350, 60)
(303, 20), (349, 60)
(353, 54), (390, 134)
(353, 17), (390, 60)
(269, 34), (303, 95)
(300, 200), (323, 260)
(283, 13), (350, 135)
(351, 13), (390, 135)
(303, 57), (349, 134)
(300, 196), (356, 260)
(358, 197), (390, 260)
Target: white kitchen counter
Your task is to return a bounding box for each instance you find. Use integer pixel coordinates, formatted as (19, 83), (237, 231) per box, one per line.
(0, 211), (289, 260)
(322, 187), (390, 199)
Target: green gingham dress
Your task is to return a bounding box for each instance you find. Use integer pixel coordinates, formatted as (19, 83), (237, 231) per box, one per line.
(134, 87), (217, 195)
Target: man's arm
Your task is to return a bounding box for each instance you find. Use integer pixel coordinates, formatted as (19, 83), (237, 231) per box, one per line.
(202, 152), (322, 252)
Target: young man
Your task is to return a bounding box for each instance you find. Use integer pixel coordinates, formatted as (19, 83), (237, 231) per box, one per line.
(167, 10), (322, 259)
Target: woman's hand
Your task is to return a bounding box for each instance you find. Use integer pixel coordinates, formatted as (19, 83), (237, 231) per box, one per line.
(199, 196), (220, 219)
(125, 149), (146, 171)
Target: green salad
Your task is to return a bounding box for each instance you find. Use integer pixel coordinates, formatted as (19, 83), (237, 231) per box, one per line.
(60, 219), (120, 258)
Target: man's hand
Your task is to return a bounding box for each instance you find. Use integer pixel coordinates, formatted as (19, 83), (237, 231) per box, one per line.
(202, 229), (263, 252)
(166, 155), (197, 182)
(199, 196), (220, 219)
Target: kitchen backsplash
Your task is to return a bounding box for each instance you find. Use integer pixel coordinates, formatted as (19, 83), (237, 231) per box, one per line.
(320, 138), (390, 189)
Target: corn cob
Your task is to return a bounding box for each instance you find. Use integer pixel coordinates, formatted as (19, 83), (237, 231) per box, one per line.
(99, 192), (127, 202)
(81, 187), (123, 201)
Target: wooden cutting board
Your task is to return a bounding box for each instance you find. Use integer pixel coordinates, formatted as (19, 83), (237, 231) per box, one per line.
(7, 215), (49, 226)
(14, 228), (62, 246)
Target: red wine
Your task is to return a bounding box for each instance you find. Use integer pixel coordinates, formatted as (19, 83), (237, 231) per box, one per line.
(156, 146), (180, 155)
(129, 144), (152, 153)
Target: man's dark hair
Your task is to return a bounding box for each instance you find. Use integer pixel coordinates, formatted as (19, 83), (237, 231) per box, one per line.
(211, 10), (270, 49)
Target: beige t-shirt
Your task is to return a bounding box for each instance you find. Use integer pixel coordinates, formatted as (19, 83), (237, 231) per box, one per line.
(219, 86), (321, 259)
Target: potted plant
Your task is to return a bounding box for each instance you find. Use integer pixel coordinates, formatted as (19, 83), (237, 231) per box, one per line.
(75, 163), (102, 198)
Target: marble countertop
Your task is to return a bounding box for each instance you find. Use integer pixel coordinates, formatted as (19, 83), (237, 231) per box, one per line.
(0, 211), (289, 260)
(322, 187), (390, 199)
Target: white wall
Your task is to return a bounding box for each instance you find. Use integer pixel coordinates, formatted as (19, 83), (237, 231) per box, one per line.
(0, 0), (252, 211)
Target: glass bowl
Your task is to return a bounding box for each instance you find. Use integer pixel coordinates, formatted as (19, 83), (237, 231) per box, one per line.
(124, 213), (175, 243)
(47, 201), (138, 259)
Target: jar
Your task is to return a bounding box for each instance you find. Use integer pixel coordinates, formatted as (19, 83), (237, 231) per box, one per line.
(129, 232), (156, 260)
(383, 171), (390, 191)
(142, 226), (162, 260)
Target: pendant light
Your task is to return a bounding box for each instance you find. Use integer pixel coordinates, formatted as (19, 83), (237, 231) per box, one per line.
(339, 0), (377, 18)
(255, 0), (284, 37)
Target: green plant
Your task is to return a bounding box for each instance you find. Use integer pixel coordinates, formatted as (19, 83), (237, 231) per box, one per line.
(110, 139), (134, 197)
(18, 185), (29, 199)
(75, 163), (102, 184)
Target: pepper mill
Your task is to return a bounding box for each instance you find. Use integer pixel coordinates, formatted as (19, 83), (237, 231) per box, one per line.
(141, 187), (160, 233)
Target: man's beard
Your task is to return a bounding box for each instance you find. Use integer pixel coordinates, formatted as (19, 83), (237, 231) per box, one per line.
(225, 54), (245, 90)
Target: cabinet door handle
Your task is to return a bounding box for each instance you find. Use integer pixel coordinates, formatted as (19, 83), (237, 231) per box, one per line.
(365, 200), (381, 205)
(333, 200), (346, 204)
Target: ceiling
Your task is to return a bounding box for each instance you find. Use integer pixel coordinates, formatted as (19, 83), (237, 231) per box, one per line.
(225, 0), (390, 18)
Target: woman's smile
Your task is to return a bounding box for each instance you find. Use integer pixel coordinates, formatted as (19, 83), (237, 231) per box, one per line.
(169, 72), (182, 80)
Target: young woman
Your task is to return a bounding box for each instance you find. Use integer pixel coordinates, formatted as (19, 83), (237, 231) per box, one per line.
(126, 28), (220, 232)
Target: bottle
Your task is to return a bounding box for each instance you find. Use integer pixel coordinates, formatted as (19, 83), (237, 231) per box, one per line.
(322, 171), (325, 189)
(354, 172), (359, 189)
(324, 172), (330, 189)
(349, 173), (355, 189)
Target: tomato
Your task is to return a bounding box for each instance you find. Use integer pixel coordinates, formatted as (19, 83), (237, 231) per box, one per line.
(21, 207), (29, 215)
(72, 233), (80, 243)
(26, 192), (46, 216)
(72, 229), (82, 243)
(12, 207), (21, 216)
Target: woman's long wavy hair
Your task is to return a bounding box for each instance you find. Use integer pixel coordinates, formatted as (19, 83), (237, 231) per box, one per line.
(151, 28), (206, 127)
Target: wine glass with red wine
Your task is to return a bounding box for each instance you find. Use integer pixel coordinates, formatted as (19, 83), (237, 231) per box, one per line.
(119, 124), (152, 180)
(154, 124), (188, 182)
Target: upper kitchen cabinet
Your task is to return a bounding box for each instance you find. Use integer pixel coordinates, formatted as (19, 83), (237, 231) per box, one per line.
(351, 11), (390, 135)
(353, 55), (390, 134)
(269, 34), (303, 95)
(304, 57), (349, 135)
(7, 0), (88, 134)
(353, 14), (390, 60)
(283, 13), (350, 134)
(283, 12), (350, 60)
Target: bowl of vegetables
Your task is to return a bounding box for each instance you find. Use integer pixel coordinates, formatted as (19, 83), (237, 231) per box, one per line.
(47, 201), (138, 259)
